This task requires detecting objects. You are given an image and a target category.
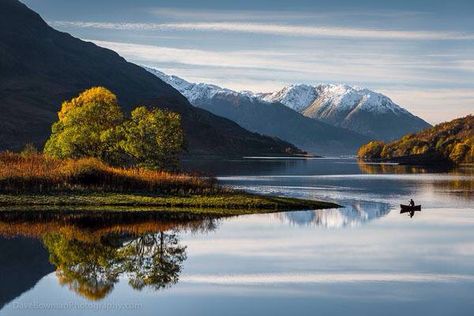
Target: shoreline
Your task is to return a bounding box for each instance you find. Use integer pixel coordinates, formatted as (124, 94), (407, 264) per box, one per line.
(0, 192), (340, 220)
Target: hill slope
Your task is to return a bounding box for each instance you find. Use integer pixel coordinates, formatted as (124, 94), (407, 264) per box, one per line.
(260, 84), (431, 141)
(358, 115), (474, 165)
(0, 0), (300, 157)
(147, 68), (370, 155)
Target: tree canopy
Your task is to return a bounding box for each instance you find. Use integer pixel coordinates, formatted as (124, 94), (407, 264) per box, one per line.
(44, 87), (184, 170)
(118, 107), (184, 170)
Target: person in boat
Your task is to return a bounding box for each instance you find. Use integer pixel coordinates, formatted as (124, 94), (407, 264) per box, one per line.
(409, 199), (415, 207)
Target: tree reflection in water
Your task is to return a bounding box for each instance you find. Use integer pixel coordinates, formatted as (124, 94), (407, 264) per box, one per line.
(0, 217), (217, 301)
(120, 232), (186, 291)
(43, 232), (120, 300)
(358, 162), (474, 201)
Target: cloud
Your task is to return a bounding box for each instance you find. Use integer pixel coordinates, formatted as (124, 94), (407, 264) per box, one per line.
(181, 272), (474, 285)
(51, 21), (474, 41)
(89, 40), (466, 83)
(87, 39), (473, 123)
(148, 7), (428, 22)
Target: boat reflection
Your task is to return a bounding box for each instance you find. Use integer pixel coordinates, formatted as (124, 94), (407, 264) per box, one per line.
(0, 217), (219, 301)
(275, 201), (391, 228)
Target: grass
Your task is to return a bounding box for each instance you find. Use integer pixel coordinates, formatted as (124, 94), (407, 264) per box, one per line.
(0, 152), (339, 218)
(0, 152), (217, 194)
(0, 192), (338, 215)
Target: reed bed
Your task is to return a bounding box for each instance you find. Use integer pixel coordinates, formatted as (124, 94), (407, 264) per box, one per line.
(0, 152), (218, 195)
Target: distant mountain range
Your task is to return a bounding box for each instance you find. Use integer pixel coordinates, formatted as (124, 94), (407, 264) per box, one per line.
(147, 68), (370, 154)
(147, 68), (431, 154)
(0, 0), (300, 157)
(260, 84), (431, 141)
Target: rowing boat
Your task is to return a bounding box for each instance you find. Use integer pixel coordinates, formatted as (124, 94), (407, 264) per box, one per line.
(400, 204), (421, 213)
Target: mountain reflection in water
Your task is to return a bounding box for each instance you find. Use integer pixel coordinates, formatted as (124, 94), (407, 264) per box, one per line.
(275, 201), (391, 228)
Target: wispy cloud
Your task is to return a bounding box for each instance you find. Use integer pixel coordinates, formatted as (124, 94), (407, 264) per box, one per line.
(51, 21), (474, 41)
(149, 7), (428, 21)
(88, 39), (474, 123)
(181, 272), (474, 285)
(89, 40), (467, 83)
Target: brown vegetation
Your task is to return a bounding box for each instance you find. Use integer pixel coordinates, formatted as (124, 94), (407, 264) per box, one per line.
(0, 152), (217, 194)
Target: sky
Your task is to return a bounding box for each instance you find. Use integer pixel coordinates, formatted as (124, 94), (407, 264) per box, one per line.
(22, 0), (474, 123)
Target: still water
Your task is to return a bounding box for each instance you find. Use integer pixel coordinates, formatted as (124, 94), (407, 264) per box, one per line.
(1, 158), (473, 316)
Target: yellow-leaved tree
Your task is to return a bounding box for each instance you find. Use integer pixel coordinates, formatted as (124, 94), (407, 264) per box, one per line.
(118, 107), (184, 170)
(44, 87), (184, 170)
(44, 87), (124, 161)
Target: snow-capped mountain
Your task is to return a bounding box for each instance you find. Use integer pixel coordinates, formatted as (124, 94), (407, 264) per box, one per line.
(147, 67), (430, 144)
(147, 68), (231, 102)
(146, 67), (369, 155)
(259, 84), (431, 140)
(259, 84), (318, 112)
(146, 67), (264, 105)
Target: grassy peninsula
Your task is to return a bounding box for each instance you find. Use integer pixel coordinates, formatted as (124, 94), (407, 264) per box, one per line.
(0, 87), (338, 218)
(358, 115), (473, 166)
(0, 152), (337, 217)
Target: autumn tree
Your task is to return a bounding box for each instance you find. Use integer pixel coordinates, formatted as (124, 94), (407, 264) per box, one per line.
(357, 141), (385, 159)
(44, 87), (185, 170)
(44, 87), (124, 161)
(118, 107), (184, 170)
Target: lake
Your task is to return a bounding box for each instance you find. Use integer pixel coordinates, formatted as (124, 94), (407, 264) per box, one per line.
(1, 158), (473, 316)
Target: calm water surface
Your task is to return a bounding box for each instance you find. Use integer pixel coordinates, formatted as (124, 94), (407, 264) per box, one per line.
(1, 158), (473, 316)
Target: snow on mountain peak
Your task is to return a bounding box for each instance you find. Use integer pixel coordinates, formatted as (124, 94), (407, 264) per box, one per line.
(145, 66), (409, 119)
(259, 84), (317, 112)
(145, 66), (261, 105)
(144, 67), (429, 142)
(262, 83), (407, 115)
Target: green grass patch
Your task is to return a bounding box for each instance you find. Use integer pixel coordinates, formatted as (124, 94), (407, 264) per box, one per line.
(0, 192), (338, 214)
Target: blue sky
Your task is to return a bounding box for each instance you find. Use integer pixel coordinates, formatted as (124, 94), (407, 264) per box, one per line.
(23, 0), (474, 123)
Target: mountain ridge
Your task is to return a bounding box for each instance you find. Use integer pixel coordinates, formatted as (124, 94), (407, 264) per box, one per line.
(260, 83), (431, 140)
(147, 67), (371, 155)
(0, 0), (300, 157)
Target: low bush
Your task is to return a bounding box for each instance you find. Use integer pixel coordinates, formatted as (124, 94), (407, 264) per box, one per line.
(0, 152), (217, 195)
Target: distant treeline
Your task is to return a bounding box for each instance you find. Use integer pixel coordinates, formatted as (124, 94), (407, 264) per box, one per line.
(358, 115), (473, 165)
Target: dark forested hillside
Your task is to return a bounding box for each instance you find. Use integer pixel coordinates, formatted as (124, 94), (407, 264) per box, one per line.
(0, 0), (300, 157)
